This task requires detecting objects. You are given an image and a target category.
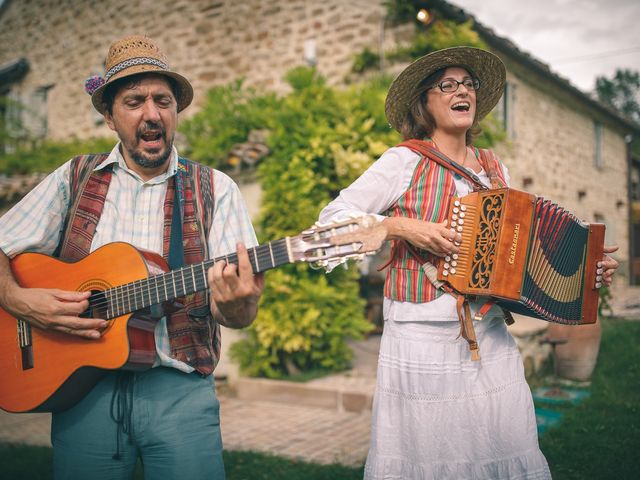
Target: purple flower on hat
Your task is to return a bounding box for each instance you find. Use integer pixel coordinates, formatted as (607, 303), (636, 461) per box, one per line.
(84, 75), (105, 95)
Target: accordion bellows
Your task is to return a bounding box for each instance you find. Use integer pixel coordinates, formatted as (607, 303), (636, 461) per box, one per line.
(437, 188), (605, 324)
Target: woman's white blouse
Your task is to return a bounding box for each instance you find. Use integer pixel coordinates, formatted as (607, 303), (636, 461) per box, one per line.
(319, 146), (511, 322)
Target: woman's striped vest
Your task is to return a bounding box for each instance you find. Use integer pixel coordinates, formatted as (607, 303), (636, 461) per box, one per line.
(384, 140), (507, 303)
(56, 153), (220, 375)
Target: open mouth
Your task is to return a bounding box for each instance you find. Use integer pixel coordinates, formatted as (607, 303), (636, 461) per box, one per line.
(140, 131), (163, 142)
(138, 130), (164, 149)
(451, 101), (470, 112)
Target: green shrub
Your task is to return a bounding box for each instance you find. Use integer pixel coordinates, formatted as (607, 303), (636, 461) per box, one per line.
(183, 69), (396, 378)
(0, 137), (115, 175)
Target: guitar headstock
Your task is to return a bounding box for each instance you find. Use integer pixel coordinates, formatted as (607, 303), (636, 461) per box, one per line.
(289, 215), (387, 268)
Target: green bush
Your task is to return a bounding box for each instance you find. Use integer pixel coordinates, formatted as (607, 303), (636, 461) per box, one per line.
(183, 69), (397, 378)
(0, 137), (115, 175)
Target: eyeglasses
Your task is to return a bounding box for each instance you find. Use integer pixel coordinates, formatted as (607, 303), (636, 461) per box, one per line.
(429, 77), (480, 93)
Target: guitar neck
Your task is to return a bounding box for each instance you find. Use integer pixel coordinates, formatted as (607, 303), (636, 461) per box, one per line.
(96, 238), (292, 319)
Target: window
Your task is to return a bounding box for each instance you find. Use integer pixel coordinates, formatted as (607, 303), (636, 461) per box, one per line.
(594, 213), (615, 245)
(1, 88), (26, 152)
(23, 85), (52, 138)
(593, 121), (603, 168)
(495, 82), (516, 139)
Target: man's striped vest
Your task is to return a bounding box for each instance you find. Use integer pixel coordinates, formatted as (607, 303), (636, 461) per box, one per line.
(56, 153), (220, 375)
(384, 140), (507, 303)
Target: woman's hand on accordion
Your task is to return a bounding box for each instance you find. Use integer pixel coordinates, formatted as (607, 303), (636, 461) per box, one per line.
(383, 218), (462, 257)
(599, 245), (619, 287)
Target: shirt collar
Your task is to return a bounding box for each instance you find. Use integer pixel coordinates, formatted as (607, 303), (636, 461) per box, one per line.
(94, 142), (179, 184)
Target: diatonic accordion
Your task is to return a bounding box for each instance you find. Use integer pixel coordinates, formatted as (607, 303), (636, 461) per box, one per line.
(437, 188), (605, 324)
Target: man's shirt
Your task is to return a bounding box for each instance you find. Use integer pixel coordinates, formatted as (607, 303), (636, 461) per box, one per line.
(0, 143), (258, 371)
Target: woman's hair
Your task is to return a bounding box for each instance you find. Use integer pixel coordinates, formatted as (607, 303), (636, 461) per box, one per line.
(398, 67), (481, 145)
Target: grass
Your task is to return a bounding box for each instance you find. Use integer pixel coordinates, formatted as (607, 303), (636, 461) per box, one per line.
(1, 317), (637, 479)
(0, 446), (363, 480)
(537, 317), (640, 479)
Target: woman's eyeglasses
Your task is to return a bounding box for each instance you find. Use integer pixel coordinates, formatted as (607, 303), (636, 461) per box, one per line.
(429, 78), (480, 93)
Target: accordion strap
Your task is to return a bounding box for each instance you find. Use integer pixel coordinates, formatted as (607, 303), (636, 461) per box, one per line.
(478, 149), (508, 189)
(398, 139), (488, 191)
(457, 296), (480, 361)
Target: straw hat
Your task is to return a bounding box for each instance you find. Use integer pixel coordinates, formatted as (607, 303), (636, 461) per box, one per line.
(385, 46), (506, 132)
(85, 35), (193, 114)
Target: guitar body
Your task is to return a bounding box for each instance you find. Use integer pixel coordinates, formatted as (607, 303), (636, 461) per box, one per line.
(0, 216), (388, 413)
(0, 243), (168, 413)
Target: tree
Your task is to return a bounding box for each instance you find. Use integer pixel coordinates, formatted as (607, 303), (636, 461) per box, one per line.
(595, 69), (640, 124)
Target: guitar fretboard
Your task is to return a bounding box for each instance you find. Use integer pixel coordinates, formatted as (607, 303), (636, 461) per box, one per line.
(90, 238), (291, 319)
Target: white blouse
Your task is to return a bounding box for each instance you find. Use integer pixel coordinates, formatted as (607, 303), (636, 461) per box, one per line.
(319, 146), (511, 322)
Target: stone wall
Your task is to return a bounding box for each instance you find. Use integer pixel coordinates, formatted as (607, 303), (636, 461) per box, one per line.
(0, 0), (393, 140)
(494, 68), (629, 269)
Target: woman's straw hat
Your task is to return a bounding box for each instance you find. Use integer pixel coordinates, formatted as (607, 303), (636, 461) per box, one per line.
(85, 35), (193, 114)
(385, 46), (506, 132)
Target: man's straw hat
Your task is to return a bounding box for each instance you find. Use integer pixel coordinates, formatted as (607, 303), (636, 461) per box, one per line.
(85, 35), (193, 114)
(385, 46), (506, 132)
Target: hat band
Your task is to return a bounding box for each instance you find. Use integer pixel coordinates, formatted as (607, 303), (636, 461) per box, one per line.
(104, 57), (169, 81)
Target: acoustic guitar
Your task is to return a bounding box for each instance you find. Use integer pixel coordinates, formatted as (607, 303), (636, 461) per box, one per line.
(0, 216), (386, 413)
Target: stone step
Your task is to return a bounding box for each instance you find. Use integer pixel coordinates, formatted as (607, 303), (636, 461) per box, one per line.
(234, 375), (374, 414)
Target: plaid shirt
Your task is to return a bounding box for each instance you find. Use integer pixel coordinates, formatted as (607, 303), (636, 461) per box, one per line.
(0, 143), (257, 372)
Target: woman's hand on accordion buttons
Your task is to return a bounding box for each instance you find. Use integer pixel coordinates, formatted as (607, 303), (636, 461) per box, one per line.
(599, 245), (619, 287)
(384, 218), (462, 257)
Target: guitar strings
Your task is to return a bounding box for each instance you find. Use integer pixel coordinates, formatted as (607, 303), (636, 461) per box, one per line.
(87, 240), (294, 318)
(88, 232), (359, 318)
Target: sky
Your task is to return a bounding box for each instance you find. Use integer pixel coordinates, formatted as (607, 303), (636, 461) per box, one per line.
(450, 0), (640, 93)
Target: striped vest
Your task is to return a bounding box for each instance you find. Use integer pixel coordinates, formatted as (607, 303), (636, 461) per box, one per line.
(384, 140), (507, 303)
(56, 153), (220, 375)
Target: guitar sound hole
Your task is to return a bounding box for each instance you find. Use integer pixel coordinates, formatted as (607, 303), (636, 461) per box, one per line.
(80, 290), (109, 319)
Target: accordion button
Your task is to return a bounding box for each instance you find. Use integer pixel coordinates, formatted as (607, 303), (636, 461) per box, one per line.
(596, 268), (604, 275)
(450, 268), (457, 274)
(595, 282), (602, 288)
(456, 226), (463, 232)
(451, 261), (458, 267)
(454, 241), (461, 246)
(451, 221), (457, 227)
(459, 212), (465, 218)
(452, 214), (458, 221)
(459, 219), (464, 225)
(445, 256), (451, 262)
(452, 253), (459, 260)
(460, 205), (467, 211)
(453, 207), (459, 213)
(454, 200), (460, 207)
(443, 271), (449, 276)
(444, 263), (450, 269)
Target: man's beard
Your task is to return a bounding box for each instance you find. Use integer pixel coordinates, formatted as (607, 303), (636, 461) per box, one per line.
(125, 122), (174, 169)
(129, 140), (173, 169)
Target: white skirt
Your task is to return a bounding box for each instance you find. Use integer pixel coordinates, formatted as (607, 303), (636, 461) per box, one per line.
(365, 317), (551, 480)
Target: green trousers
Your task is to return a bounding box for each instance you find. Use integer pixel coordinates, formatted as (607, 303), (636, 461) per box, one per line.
(52, 367), (225, 479)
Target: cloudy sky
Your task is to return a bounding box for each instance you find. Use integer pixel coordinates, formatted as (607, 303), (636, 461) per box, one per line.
(450, 0), (640, 93)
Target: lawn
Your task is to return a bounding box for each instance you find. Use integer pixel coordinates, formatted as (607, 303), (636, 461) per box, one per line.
(538, 317), (639, 479)
(0, 446), (363, 480)
(1, 318), (637, 479)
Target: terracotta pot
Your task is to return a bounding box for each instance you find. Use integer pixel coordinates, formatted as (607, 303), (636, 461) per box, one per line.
(546, 320), (602, 381)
